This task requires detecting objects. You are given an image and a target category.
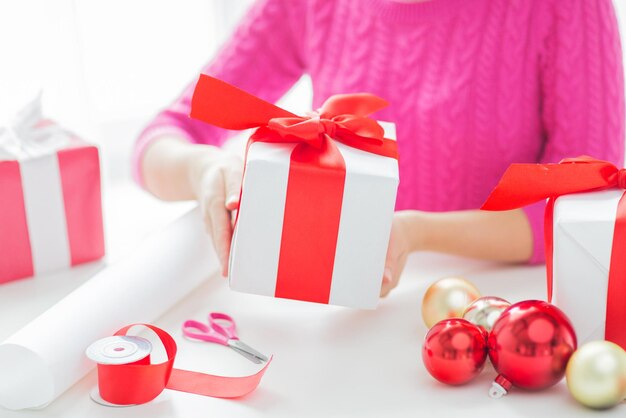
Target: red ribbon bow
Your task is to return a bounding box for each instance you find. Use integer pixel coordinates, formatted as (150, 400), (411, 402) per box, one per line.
(189, 75), (398, 160)
(482, 155), (626, 349)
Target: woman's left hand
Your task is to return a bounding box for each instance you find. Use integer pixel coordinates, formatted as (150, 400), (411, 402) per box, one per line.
(380, 212), (415, 297)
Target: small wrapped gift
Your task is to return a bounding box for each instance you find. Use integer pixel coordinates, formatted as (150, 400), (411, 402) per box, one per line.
(0, 97), (104, 284)
(190, 75), (399, 308)
(482, 156), (626, 350)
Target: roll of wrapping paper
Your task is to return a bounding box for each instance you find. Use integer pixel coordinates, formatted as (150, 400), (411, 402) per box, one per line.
(0, 207), (266, 410)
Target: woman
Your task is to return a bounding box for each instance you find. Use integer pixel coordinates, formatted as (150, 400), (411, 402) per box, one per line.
(134, 0), (624, 297)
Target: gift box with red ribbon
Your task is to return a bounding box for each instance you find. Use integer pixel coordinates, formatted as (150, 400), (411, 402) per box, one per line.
(190, 75), (399, 308)
(0, 97), (105, 284)
(482, 156), (626, 350)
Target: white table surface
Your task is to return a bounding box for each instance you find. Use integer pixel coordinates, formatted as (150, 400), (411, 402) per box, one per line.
(0, 179), (623, 418)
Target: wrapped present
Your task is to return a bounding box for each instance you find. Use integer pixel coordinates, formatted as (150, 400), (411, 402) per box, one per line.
(482, 156), (626, 350)
(190, 75), (399, 309)
(0, 97), (104, 284)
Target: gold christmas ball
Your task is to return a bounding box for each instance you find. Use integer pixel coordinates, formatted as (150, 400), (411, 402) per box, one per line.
(566, 341), (626, 409)
(422, 277), (481, 329)
(462, 296), (511, 332)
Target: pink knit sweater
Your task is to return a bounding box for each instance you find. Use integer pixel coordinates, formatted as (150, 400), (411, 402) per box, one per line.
(134, 0), (625, 263)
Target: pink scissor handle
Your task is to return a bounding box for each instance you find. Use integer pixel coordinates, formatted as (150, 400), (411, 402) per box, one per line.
(209, 312), (238, 340)
(182, 319), (229, 345)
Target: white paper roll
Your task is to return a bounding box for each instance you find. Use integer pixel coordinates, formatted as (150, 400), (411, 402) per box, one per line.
(0, 207), (216, 410)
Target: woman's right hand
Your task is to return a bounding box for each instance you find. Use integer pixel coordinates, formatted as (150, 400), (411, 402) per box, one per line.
(194, 152), (244, 277)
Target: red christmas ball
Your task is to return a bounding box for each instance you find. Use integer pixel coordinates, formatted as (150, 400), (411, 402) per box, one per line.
(488, 300), (577, 391)
(422, 318), (488, 385)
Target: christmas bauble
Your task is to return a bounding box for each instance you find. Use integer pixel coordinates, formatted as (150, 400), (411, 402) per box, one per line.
(422, 318), (488, 385)
(422, 277), (481, 328)
(462, 296), (511, 332)
(488, 300), (577, 393)
(566, 341), (626, 409)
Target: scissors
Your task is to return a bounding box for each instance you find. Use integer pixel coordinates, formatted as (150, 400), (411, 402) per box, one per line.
(182, 312), (268, 364)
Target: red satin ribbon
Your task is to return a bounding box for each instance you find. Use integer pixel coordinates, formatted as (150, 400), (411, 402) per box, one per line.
(190, 75), (397, 304)
(94, 324), (271, 405)
(190, 75), (398, 160)
(481, 156), (626, 349)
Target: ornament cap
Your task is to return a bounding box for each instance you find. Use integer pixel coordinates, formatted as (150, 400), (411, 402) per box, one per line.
(488, 383), (507, 399)
(489, 375), (512, 399)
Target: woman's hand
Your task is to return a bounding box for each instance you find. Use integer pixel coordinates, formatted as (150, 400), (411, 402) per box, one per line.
(194, 153), (244, 277)
(378, 208), (534, 298)
(381, 212), (417, 297)
(141, 136), (244, 277)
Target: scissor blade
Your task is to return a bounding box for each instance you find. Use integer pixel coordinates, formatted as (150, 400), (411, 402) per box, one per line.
(228, 340), (269, 362)
(230, 345), (262, 364)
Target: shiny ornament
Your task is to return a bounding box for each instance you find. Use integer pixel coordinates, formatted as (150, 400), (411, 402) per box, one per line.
(422, 277), (481, 328)
(487, 300), (577, 397)
(462, 296), (511, 332)
(422, 318), (488, 385)
(566, 341), (626, 409)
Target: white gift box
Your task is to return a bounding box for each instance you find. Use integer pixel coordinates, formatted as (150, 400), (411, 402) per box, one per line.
(552, 189), (625, 345)
(228, 122), (399, 309)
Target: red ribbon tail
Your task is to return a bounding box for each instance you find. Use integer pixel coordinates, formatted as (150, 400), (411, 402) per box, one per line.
(190, 74), (296, 130)
(481, 159), (620, 211)
(319, 93), (389, 118)
(166, 357), (272, 398)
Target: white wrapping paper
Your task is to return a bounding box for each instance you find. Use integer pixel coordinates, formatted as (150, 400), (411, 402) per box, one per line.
(552, 190), (623, 345)
(0, 207), (216, 410)
(229, 122), (398, 309)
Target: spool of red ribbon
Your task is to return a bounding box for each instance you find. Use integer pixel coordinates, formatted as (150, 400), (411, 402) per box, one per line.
(86, 323), (271, 406)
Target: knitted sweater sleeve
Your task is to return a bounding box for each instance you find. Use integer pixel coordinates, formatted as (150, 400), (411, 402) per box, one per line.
(132, 0), (306, 185)
(524, 0), (625, 263)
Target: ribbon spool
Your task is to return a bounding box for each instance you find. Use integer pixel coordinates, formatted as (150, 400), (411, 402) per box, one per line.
(85, 324), (271, 407)
(86, 336), (152, 407)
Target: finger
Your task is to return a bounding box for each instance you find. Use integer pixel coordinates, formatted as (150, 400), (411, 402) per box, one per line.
(224, 163), (243, 211)
(202, 170), (232, 277)
(380, 267), (393, 297)
(211, 205), (232, 277)
(208, 196), (233, 277)
(230, 208), (238, 228)
(380, 282), (392, 298)
(382, 267), (392, 283)
(225, 196), (240, 211)
(381, 229), (397, 297)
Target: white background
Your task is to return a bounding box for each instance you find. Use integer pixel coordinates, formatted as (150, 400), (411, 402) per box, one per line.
(2, 0), (623, 184)
(0, 0), (298, 184)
